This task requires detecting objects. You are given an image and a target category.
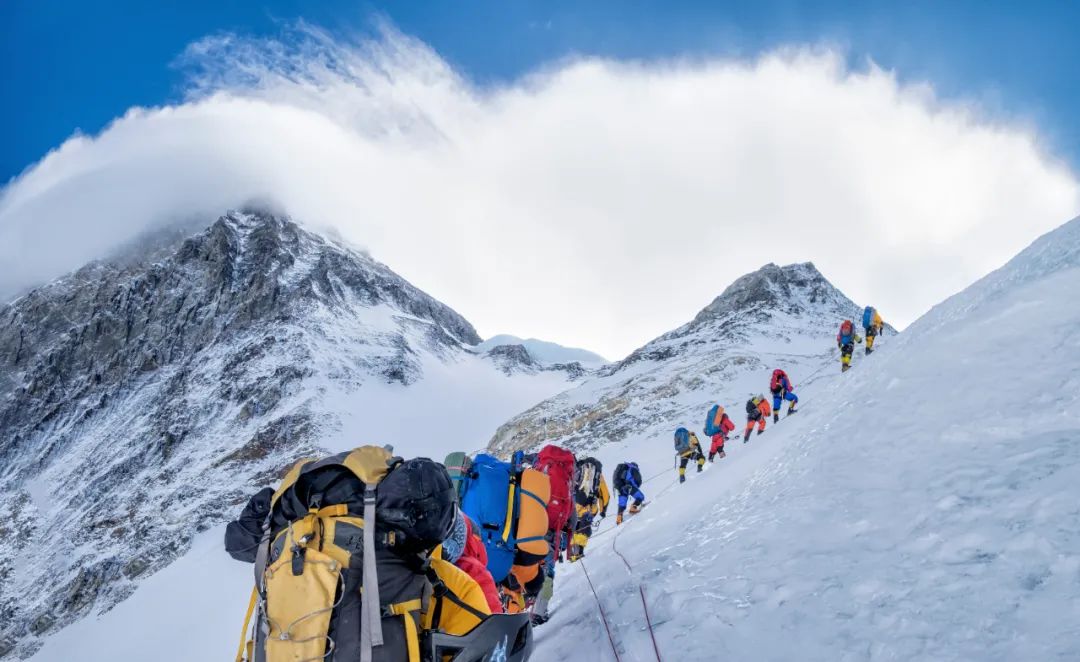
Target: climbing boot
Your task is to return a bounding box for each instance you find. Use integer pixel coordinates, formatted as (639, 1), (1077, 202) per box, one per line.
(679, 474), (686, 484)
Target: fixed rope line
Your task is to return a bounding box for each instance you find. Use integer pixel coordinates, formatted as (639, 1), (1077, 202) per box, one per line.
(579, 559), (622, 662)
(611, 515), (664, 662)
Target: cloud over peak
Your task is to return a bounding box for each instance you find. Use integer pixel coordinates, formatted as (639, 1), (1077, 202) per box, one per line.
(1, 22), (1076, 357)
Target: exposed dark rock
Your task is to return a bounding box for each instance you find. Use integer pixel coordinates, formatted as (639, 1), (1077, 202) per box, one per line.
(0, 209), (487, 654)
(490, 262), (864, 455)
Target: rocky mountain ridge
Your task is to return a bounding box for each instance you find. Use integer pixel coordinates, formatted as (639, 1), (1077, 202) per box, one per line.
(488, 262), (867, 456)
(0, 210), (577, 658)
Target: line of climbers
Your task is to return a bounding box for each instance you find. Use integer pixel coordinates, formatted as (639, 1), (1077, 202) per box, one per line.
(837, 305), (886, 372)
(671, 367), (799, 483)
(222, 310), (884, 661)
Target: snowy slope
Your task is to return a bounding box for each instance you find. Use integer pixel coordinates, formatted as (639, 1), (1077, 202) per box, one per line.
(24, 263), (870, 662)
(532, 217), (1080, 661)
(489, 262), (868, 459)
(23, 214), (1080, 661)
(476, 335), (609, 367)
(0, 211), (579, 659)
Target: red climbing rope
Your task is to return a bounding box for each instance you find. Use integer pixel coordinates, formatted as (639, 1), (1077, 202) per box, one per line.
(612, 533), (663, 662)
(580, 559), (622, 662)
(574, 467), (675, 660)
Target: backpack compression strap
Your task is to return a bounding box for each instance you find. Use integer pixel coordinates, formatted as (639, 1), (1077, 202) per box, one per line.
(234, 587), (258, 662)
(341, 446), (395, 662)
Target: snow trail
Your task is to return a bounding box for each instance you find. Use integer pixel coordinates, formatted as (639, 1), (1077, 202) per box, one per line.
(534, 218), (1080, 661)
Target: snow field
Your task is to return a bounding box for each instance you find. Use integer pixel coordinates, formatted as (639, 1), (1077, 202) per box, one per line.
(534, 223), (1080, 661)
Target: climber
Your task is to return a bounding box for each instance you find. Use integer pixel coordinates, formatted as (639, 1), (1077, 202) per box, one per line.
(862, 306), (885, 355)
(704, 404), (736, 461)
(769, 368), (798, 422)
(519, 446), (575, 623)
(743, 395), (771, 442)
(567, 457), (609, 561)
(674, 427), (706, 483)
(458, 451), (550, 617)
(538, 457), (609, 624)
(837, 319), (863, 372)
(612, 461), (645, 525)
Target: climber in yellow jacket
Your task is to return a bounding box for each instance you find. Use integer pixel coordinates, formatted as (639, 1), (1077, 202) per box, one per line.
(566, 457), (610, 563)
(862, 306), (885, 355)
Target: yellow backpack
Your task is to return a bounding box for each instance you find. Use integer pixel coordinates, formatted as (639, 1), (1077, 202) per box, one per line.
(235, 446), (465, 662)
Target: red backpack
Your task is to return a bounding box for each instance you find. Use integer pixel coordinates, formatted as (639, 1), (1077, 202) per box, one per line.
(535, 445), (577, 558)
(770, 369), (787, 391)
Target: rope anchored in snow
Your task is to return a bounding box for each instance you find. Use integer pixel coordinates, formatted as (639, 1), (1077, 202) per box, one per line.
(612, 529), (664, 662)
(579, 559), (622, 662)
(576, 473), (671, 661)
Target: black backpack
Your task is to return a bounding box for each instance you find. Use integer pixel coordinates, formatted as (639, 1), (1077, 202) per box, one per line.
(230, 448), (458, 662)
(613, 462), (628, 492)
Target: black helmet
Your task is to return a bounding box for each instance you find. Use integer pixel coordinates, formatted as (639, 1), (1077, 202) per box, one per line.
(423, 613), (534, 661)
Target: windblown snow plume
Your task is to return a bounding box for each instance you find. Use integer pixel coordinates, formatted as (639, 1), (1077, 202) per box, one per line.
(1, 22), (1077, 356)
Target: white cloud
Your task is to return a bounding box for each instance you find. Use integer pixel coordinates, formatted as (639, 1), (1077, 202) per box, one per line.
(1, 23), (1077, 358)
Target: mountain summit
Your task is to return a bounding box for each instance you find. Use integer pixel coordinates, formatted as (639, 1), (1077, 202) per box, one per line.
(0, 210), (577, 658)
(488, 262), (862, 455)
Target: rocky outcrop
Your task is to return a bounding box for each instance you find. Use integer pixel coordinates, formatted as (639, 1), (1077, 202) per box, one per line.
(489, 262), (864, 456)
(0, 210), (486, 658)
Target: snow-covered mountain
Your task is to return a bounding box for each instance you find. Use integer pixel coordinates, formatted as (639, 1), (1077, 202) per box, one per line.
(531, 216), (1080, 660)
(489, 262), (866, 457)
(476, 335), (609, 368)
(17, 212), (1079, 662)
(0, 210), (581, 659)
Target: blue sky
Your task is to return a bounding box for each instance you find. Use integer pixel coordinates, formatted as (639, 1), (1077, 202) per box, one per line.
(3, 0), (1080, 184)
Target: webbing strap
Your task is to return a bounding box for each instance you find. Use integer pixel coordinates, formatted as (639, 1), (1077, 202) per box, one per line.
(360, 488), (382, 662)
(401, 609), (421, 662)
(252, 513), (271, 608)
(234, 587), (258, 662)
(439, 584), (489, 622)
(519, 487), (545, 508)
(387, 599), (423, 616)
(316, 504), (348, 517)
(515, 535), (545, 544)
(387, 598), (424, 661)
(501, 482), (517, 542)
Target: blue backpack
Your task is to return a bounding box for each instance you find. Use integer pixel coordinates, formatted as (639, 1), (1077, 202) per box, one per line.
(862, 306), (875, 329)
(674, 427), (691, 453)
(704, 405), (721, 436)
(459, 452), (545, 583)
